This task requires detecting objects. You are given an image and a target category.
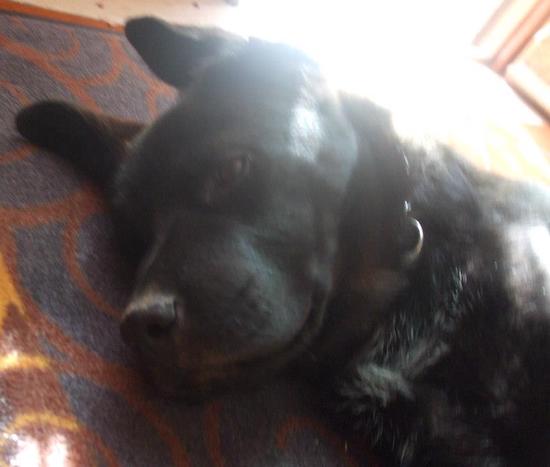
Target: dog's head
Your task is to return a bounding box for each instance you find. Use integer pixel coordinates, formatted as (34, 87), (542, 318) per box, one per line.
(115, 18), (362, 399)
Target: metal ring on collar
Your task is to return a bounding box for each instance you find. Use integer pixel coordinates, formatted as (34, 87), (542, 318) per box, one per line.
(403, 217), (424, 266)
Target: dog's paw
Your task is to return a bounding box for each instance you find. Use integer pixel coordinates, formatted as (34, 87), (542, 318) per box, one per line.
(15, 100), (87, 154)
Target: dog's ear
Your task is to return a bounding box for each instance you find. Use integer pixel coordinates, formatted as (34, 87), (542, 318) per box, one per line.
(15, 101), (143, 190)
(338, 93), (411, 268)
(125, 17), (244, 88)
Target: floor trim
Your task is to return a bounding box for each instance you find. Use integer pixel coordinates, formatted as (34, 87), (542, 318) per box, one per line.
(0, 0), (123, 31)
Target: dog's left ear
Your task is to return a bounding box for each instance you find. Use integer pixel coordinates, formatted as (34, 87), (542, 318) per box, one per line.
(125, 17), (245, 88)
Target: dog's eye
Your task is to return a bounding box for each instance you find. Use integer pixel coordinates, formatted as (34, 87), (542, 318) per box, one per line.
(203, 151), (251, 204)
(216, 153), (250, 186)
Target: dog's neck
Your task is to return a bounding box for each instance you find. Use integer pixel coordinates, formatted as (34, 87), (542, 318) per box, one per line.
(310, 95), (421, 366)
(338, 94), (416, 278)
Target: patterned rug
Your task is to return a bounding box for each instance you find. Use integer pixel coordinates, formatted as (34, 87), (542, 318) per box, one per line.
(0, 12), (373, 467)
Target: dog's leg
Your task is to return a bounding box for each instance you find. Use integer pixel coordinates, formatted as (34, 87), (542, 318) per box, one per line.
(15, 101), (143, 190)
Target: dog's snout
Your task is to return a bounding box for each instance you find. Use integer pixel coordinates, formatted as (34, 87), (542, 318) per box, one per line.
(120, 296), (179, 347)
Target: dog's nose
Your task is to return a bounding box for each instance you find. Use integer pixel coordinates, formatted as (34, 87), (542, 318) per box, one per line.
(120, 297), (178, 347)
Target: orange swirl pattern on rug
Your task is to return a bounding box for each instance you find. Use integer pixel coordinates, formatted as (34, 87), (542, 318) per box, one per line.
(0, 12), (371, 467)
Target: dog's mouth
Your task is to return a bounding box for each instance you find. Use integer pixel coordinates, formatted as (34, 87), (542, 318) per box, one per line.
(131, 286), (329, 402)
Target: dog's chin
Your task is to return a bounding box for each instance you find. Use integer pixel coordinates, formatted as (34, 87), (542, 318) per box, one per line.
(137, 334), (315, 402)
(140, 358), (278, 404)
(145, 372), (225, 404)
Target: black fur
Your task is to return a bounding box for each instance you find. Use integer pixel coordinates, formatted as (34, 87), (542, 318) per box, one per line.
(16, 17), (550, 466)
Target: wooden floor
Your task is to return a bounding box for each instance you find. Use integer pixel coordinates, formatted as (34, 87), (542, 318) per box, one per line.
(3, 0), (550, 184)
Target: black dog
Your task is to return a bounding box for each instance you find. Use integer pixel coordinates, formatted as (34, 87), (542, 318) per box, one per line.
(16, 17), (550, 466)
